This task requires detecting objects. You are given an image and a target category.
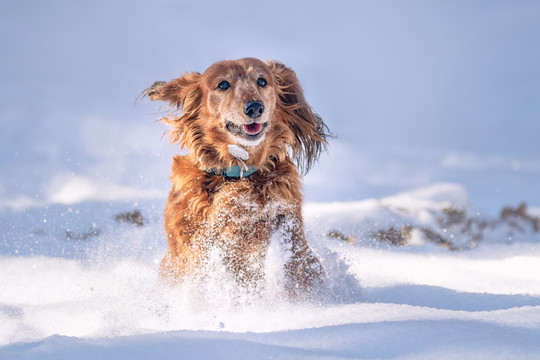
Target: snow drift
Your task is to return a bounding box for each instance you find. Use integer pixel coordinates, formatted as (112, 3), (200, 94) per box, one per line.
(1, 183), (539, 359)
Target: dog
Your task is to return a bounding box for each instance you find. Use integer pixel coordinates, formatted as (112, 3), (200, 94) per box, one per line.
(143, 58), (330, 295)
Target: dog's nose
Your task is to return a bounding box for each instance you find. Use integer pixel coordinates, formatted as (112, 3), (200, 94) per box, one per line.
(244, 101), (264, 119)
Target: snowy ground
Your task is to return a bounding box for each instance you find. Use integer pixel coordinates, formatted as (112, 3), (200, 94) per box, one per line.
(1, 183), (539, 359)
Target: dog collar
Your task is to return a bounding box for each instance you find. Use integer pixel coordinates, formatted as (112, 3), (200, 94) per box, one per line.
(206, 165), (258, 178)
(203, 144), (257, 178)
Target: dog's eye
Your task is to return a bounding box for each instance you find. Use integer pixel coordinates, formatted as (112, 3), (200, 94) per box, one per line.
(218, 81), (231, 90)
(257, 78), (267, 87)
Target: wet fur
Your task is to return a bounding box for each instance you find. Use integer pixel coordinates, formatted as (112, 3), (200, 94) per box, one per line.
(143, 58), (330, 295)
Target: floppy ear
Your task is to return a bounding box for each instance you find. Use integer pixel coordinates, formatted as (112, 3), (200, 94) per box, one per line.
(141, 72), (202, 109)
(267, 61), (330, 174)
(140, 72), (202, 145)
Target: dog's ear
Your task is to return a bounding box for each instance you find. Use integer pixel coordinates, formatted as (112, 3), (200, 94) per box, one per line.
(267, 61), (330, 174)
(140, 72), (202, 146)
(141, 72), (202, 109)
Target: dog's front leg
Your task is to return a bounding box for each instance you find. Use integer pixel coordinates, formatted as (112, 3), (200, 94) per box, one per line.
(274, 210), (323, 296)
(207, 188), (271, 287)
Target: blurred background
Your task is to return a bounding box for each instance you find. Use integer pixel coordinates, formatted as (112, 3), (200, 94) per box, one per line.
(1, 0), (539, 215)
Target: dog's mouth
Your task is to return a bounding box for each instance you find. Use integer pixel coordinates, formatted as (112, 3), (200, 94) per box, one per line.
(226, 121), (268, 139)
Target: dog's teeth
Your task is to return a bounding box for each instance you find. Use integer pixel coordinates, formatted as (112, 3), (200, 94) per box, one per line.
(227, 144), (249, 160)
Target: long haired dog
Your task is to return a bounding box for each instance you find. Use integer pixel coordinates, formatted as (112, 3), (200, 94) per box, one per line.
(144, 58), (330, 296)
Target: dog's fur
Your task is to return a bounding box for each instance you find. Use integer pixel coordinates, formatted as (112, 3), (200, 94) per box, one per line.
(143, 58), (330, 294)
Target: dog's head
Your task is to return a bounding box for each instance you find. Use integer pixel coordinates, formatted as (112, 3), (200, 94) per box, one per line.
(143, 58), (329, 173)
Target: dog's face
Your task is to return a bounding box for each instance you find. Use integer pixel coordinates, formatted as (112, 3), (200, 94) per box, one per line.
(143, 57), (328, 173)
(202, 58), (277, 147)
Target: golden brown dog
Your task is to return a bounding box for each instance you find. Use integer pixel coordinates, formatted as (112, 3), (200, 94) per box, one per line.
(144, 58), (329, 295)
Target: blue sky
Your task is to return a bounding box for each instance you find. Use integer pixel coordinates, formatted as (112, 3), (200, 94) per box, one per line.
(1, 0), (539, 211)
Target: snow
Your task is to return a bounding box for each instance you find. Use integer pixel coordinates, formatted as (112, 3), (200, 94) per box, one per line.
(1, 184), (539, 359)
(47, 175), (163, 205)
(2, 0), (540, 358)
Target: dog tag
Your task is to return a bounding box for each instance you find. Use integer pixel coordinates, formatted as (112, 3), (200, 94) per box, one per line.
(227, 145), (249, 160)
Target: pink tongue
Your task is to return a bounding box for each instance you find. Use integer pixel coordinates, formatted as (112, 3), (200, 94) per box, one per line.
(243, 123), (262, 135)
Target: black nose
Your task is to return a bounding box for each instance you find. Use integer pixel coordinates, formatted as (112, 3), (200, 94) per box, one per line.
(244, 101), (264, 119)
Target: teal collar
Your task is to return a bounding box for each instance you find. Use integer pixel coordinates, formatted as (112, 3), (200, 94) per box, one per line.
(206, 165), (258, 178)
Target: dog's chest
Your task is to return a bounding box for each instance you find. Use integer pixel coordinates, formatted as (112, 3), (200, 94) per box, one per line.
(209, 181), (290, 223)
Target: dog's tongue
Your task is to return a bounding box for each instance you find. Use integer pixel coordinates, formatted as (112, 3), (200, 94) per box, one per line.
(243, 123), (262, 135)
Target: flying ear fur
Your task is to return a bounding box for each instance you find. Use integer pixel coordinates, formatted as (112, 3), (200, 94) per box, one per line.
(267, 60), (331, 174)
(140, 72), (202, 146)
(141, 72), (202, 108)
